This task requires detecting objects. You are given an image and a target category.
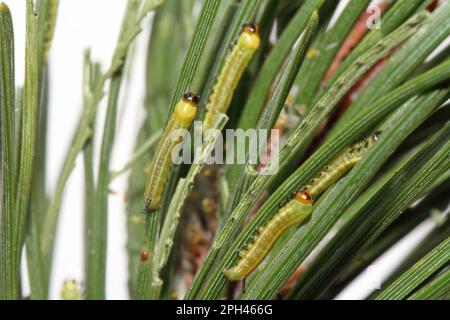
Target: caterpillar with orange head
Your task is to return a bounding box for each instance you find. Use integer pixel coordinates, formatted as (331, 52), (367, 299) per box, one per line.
(203, 23), (261, 129)
(143, 92), (200, 211)
(224, 189), (313, 281)
(223, 132), (380, 282)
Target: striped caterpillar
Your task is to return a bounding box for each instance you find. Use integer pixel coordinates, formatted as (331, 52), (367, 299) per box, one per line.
(144, 92), (200, 211)
(203, 23), (260, 129)
(304, 131), (381, 196)
(223, 190), (313, 281)
(223, 132), (380, 281)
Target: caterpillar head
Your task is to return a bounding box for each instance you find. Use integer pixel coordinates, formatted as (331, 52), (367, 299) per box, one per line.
(182, 91), (200, 105)
(174, 92), (200, 124)
(240, 23), (261, 50)
(243, 23), (259, 34)
(295, 190), (313, 205)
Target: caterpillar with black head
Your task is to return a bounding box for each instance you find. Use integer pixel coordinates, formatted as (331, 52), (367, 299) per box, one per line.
(144, 92), (200, 211)
(223, 132), (380, 281)
(203, 23), (260, 129)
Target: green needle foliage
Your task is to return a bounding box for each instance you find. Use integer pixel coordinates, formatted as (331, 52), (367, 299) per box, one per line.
(289, 110), (450, 299)
(294, 0), (371, 110)
(136, 0), (221, 300)
(86, 0), (165, 300)
(13, 1), (39, 301)
(0, 2), (16, 300)
(408, 268), (450, 300)
(1, 0), (449, 300)
(189, 11), (432, 300)
(375, 236), (450, 300)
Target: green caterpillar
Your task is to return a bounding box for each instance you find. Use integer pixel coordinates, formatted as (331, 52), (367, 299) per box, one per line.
(224, 190), (313, 281)
(203, 23), (260, 129)
(224, 132), (380, 281)
(144, 92), (200, 211)
(305, 131), (380, 196)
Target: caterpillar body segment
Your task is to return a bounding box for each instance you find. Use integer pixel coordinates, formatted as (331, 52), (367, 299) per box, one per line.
(203, 23), (261, 130)
(305, 131), (381, 196)
(144, 92), (200, 211)
(223, 190), (313, 281)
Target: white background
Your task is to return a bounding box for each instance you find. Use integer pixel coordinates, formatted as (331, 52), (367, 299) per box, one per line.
(9, 0), (151, 299)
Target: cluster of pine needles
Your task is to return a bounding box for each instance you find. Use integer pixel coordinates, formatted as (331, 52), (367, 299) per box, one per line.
(0, 0), (449, 300)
